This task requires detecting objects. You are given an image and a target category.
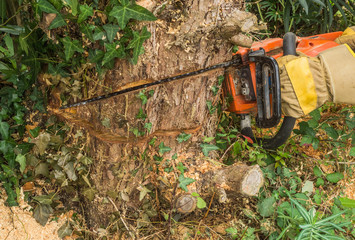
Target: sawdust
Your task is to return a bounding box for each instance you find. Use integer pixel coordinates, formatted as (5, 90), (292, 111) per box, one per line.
(0, 188), (66, 240)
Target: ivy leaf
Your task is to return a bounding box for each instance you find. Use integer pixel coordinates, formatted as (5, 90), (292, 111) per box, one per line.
(78, 4), (93, 23)
(137, 90), (148, 104)
(103, 24), (119, 43)
(102, 42), (125, 66)
(49, 14), (67, 29)
(109, 0), (157, 29)
(80, 24), (95, 42)
(15, 154), (26, 173)
(177, 132), (191, 143)
(33, 203), (53, 226)
(63, 0), (78, 16)
(178, 174), (195, 192)
(127, 26), (151, 64)
(0, 121), (10, 140)
(61, 37), (83, 61)
(159, 142), (171, 154)
(176, 162), (187, 174)
(200, 143), (219, 156)
(38, 0), (58, 14)
(258, 197), (276, 217)
(326, 172), (344, 183)
(196, 197), (207, 209)
(144, 122), (152, 132)
(136, 108), (147, 119)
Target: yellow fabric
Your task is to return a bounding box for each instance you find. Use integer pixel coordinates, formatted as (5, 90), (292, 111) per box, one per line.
(344, 44), (355, 57)
(342, 27), (355, 36)
(285, 57), (317, 115)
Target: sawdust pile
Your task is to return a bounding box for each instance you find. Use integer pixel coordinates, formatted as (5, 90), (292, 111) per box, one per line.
(0, 197), (65, 240)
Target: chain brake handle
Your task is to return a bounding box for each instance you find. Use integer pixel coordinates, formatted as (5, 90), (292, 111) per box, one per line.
(238, 32), (297, 149)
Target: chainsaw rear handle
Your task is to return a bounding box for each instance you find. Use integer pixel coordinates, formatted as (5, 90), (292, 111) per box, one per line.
(241, 32), (297, 150)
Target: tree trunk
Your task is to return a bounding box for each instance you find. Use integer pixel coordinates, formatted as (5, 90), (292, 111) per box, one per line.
(50, 0), (265, 229)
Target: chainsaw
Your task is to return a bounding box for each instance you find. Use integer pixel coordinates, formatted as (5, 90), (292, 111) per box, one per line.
(60, 31), (343, 149)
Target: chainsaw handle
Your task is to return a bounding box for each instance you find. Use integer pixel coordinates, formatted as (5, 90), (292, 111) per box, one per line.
(283, 32), (297, 56)
(240, 32), (297, 150)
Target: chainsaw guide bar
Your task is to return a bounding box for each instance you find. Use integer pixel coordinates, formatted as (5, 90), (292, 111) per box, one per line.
(60, 57), (241, 109)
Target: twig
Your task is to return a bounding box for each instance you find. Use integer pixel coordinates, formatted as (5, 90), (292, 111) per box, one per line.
(218, 140), (237, 162)
(325, 161), (355, 165)
(167, 183), (178, 240)
(107, 197), (135, 239)
(203, 191), (215, 219)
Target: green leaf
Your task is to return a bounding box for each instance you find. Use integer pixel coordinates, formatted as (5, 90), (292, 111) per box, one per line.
(63, 0), (78, 16)
(258, 197), (276, 217)
(0, 0), (6, 21)
(15, 154), (26, 173)
(211, 85), (219, 96)
(159, 142), (171, 154)
(178, 174), (195, 192)
(103, 24), (119, 43)
(19, 34), (29, 55)
(310, 0), (326, 7)
(109, 0), (157, 29)
(101, 118), (110, 128)
(176, 132), (191, 143)
(324, 126), (339, 139)
(176, 162), (187, 174)
(313, 166), (323, 177)
(203, 137), (214, 143)
(196, 197), (207, 209)
(339, 197), (355, 208)
(144, 122), (152, 132)
(206, 100), (216, 114)
(102, 42), (125, 66)
(200, 143), (219, 156)
(57, 222), (73, 238)
(127, 26), (151, 64)
(38, 0), (59, 14)
(0, 121), (10, 139)
(326, 172), (344, 183)
(29, 127), (40, 138)
(299, 0), (308, 14)
(78, 4), (93, 23)
(49, 14), (67, 29)
(61, 36), (83, 61)
(137, 90), (148, 104)
(315, 177), (324, 187)
(4, 34), (14, 57)
(225, 227), (238, 240)
(136, 108), (146, 119)
(33, 203), (53, 226)
(349, 147), (355, 157)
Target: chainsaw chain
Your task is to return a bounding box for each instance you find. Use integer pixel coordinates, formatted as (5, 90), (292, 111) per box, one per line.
(60, 57), (241, 109)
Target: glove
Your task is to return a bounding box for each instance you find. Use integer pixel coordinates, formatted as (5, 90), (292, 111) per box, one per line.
(335, 26), (355, 49)
(277, 27), (355, 118)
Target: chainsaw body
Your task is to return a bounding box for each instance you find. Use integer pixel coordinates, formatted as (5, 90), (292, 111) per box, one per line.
(224, 31), (343, 148)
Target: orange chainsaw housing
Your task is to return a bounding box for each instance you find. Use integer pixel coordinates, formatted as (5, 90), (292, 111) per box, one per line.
(224, 31), (343, 115)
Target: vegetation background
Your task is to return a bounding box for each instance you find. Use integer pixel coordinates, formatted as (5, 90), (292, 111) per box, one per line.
(0, 0), (354, 239)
